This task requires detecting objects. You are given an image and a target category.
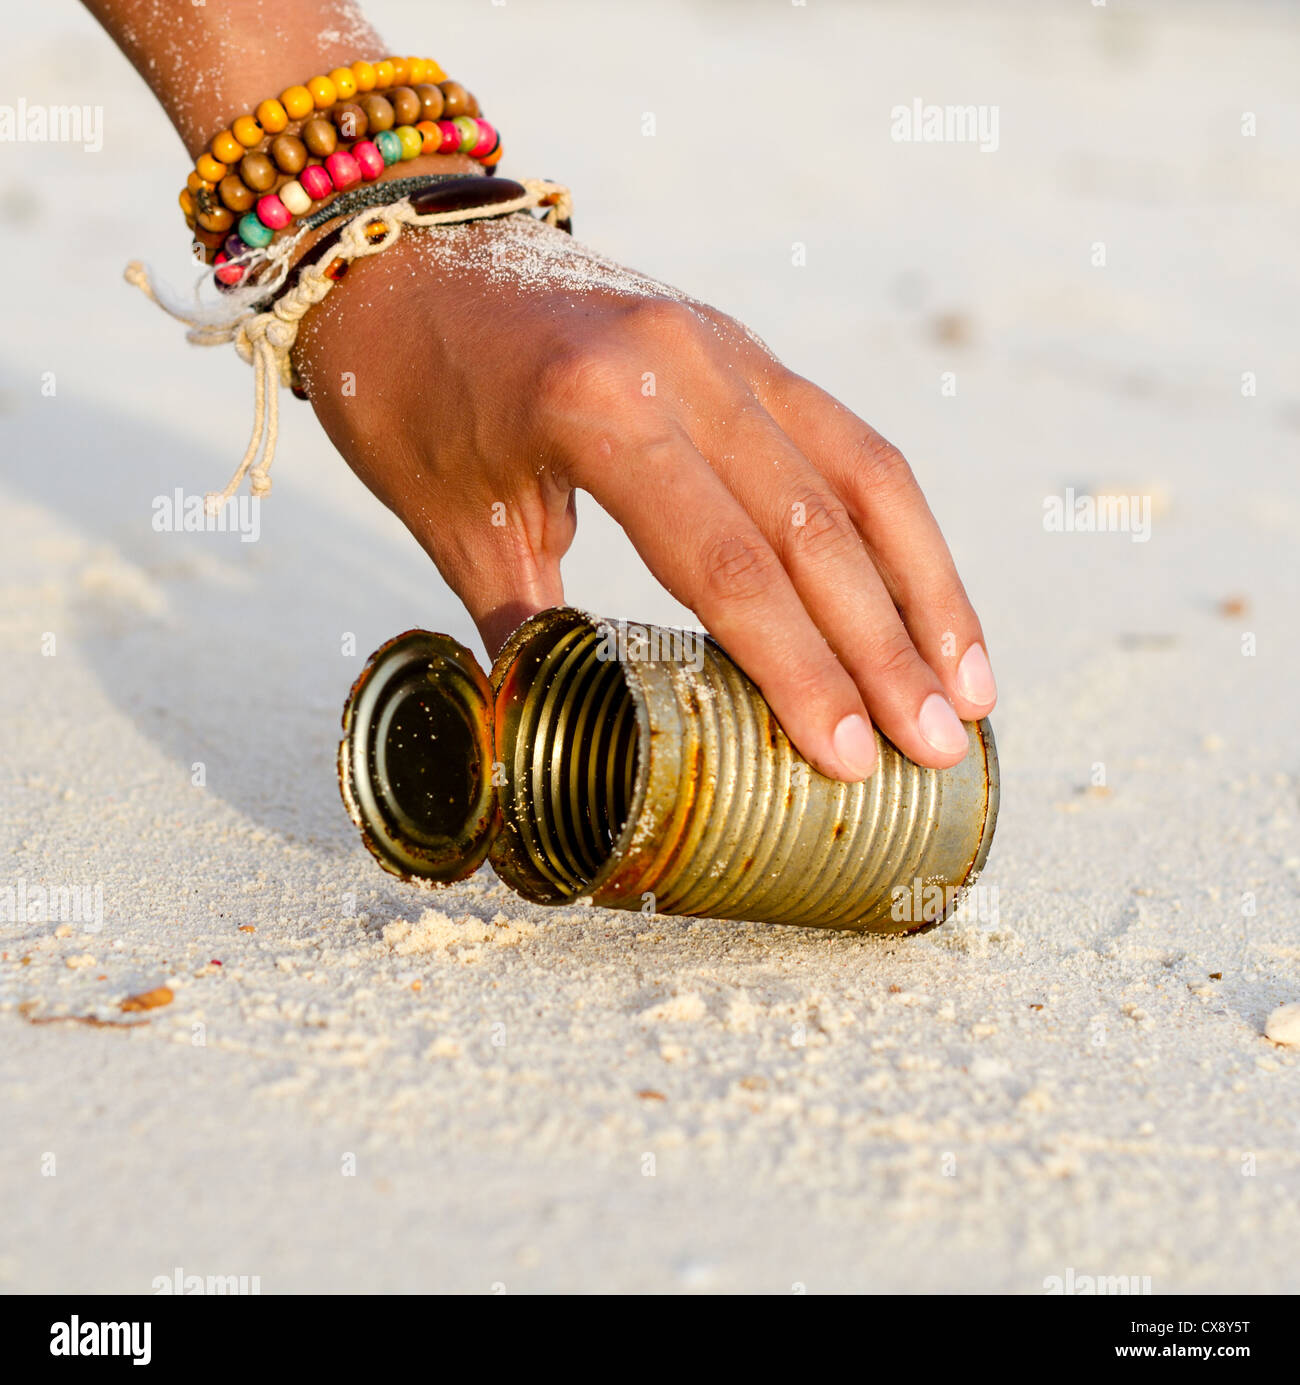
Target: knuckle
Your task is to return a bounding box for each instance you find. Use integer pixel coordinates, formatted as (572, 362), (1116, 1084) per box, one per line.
(536, 345), (627, 414)
(862, 627), (922, 682)
(564, 424), (682, 491)
(849, 433), (913, 494)
(768, 367), (825, 411)
(699, 304), (746, 344)
(635, 433), (685, 469)
(697, 531), (780, 607)
(622, 296), (702, 344)
(784, 489), (857, 559)
(773, 656), (840, 710)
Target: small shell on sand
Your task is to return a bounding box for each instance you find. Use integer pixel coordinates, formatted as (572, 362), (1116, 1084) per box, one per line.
(121, 986), (174, 1013)
(1263, 1003), (1300, 1046)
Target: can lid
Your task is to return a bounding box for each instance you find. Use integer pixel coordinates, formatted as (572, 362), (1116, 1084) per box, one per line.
(338, 629), (498, 885)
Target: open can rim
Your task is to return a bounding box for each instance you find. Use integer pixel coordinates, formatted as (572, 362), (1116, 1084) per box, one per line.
(337, 627), (499, 886)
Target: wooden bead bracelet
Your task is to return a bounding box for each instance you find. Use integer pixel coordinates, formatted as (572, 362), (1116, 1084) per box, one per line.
(207, 115), (501, 287)
(180, 57), (503, 271)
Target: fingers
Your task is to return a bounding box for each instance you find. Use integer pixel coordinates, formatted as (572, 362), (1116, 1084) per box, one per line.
(571, 425), (880, 783)
(764, 374), (997, 723)
(701, 401), (973, 769)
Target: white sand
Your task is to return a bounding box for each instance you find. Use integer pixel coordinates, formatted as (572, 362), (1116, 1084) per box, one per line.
(1, 0), (1298, 1292)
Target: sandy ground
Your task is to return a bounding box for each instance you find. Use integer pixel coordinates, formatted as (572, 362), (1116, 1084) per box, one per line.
(2, 0), (1298, 1293)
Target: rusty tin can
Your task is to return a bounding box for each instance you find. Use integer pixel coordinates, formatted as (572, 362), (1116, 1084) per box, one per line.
(339, 607), (998, 933)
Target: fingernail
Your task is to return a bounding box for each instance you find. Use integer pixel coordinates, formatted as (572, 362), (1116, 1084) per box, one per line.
(956, 643), (997, 707)
(831, 713), (878, 780)
(918, 693), (969, 758)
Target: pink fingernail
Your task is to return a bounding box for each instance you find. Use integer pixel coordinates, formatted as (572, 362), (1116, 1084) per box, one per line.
(831, 713), (878, 781)
(956, 643), (997, 707)
(918, 693), (969, 758)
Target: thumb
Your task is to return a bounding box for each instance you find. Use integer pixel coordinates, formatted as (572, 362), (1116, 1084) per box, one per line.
(435, 520), (568, 661)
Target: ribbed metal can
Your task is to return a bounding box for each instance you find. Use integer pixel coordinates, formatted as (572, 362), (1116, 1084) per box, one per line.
(339, 607), (998, 933)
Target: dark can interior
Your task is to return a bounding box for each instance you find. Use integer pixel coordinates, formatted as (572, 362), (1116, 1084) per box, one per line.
(492, 614), (642, 901)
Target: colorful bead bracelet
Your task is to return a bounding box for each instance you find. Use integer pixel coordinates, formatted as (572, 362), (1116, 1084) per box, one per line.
(180, 57), (503, 270)
(209, 115), (500, 287)
(185, 55), (458, 201)
(182, 78), (494, 231)
(215, 174), (465, 300)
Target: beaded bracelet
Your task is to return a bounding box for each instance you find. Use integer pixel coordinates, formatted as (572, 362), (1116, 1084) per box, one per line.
(184, 56), (462, 209)
(210, 116), (500, 286)
(181, 57), (503, 267)
(196, 111), (502, 273)
(216, 173), (465, 301)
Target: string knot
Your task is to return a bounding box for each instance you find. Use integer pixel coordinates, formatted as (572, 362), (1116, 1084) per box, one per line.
(265, 318), (297, 351)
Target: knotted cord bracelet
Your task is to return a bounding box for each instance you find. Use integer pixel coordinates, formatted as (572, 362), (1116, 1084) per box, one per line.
(218, 172), (466, 293)
(125, 177), (574, 515)
(258, 174), (574, 315)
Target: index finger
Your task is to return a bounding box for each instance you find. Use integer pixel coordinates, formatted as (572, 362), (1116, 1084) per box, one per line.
(570, 424), (881, 783)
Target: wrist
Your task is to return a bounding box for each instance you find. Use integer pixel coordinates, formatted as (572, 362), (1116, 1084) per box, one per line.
(83, 1), (387, 157)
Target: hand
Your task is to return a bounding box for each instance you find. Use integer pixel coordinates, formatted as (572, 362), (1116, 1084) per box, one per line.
(294, 213), (997, 782)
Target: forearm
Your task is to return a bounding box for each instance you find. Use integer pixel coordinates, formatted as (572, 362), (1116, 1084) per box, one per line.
(80, 0), (385, 157)
(83, 0), (484, 268)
